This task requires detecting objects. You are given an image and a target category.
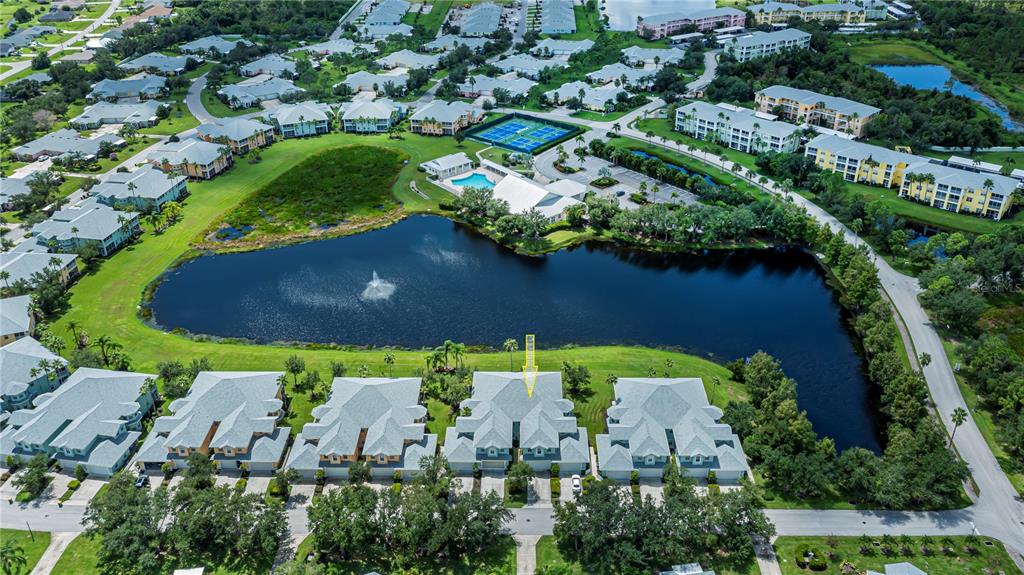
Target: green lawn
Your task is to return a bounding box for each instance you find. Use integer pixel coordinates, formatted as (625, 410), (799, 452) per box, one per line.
(293, 533), (516, 574)
(844, 38), (1024, 121)
(49, 130), (747, 438)
(504, 480), (526, 508)
(54, 18), (98, 31)
(139, 102), (199, 135)
(200, 88), (258, 118)
(52, 534), (275, 575)
(536, 535), (759, 575)
(401, 0), (453, 35)
(572, 108), (634, 121)
(0, 529), (51, 573)
(91, 139), (155, 173)
(774, 536), (1023, 575)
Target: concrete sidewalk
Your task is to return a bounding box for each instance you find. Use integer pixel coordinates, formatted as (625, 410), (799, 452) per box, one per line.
(29, 532), (79, 575)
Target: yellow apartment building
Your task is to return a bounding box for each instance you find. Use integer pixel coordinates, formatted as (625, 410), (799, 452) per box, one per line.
(900, 162), (1017, 221)
(757, 86), (880, 138)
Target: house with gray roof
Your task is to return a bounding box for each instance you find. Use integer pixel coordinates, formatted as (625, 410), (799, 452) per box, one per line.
(340, 99), (406, 133)
(458, 74), (536, 101)
(545, 81), (628, 112)
(0, 295), (33, 346)
(539, 0), (575, 34)
(0, 367), (158, 477)
(495, 53), (567, 80)
(459, 2), (502, 37)
(301, 38), (377, 56)
(92, 164), (187, 212)
(356, 23), (413, 39)
(29, 197), (140, 257)
(240, 54), (297, 78)
(11, 128), (124, 162)
(531, 38), (594, 58)
(180, 35), (252, 55)
(675, 100), (801, 154)
(0, 336), (69, 413)
(409, 100), (484, 136)
(286, 377), (437, 479)
(424, 34), (488, 53)
(587, 62), (658, 89)
(376, 49), (440, 71)
(118, 52), (191, 75)
(266, 101), (333, 138)
(621, 45), (686, 67)
(39, 9), (75, 22)
(146, 138), (233, 180)
(0, 251), (77, 289)
(867, 563), (927, 575)
(339, 70), (409, 95)
(597, 378), (750, 482)
(196, 117), (276, 154)
(756, 84), (880, 137)
(443, 372), (589, 474)
(420, 152), (473, 179)
(0, 26), (56, 57)
(88, 73), (167, 101)
(364, 0), (409, 26)
(69, 100), (165, 129)
(719, 29), (812, 63)
(217, 74), (304, 108)
(135, 372), (289, 474)
(0, 176), (31, 211)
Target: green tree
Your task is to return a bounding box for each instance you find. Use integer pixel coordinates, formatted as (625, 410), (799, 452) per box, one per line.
(13, 454), (50, 499)
(560, 361), (591, 400)
(285, 354), (306, 386)
(505, 461), (534, 498)
(503, 338), (518, 371)
(0, 537), (27, 575)
(348, 460), (371, 485)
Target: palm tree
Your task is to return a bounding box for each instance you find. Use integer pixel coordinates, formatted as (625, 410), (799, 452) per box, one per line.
(384, 352), (395, 377)
(612, 122), (621, 134)
(503, 338), (518, 371)
(0, 270), (9, 290)
(949, 407), (968, 447)
(0, 538), (27, 575)
(92, 335), (118, 367)
(67, 320), (80, 348)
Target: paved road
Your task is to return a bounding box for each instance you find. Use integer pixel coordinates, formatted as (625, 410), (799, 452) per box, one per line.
(0, 0), (121, 82)
(331, 0), (368, 40)
(185, 73), (214, 124)
(686, 49), (720, 94)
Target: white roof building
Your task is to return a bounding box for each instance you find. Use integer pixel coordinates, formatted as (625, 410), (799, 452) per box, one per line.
(531, 38), (594, 57)
(217, 74), (304, 108)
(620, 45), (685, 66)
(375, 49), (441, 70)
(545, 80), (628, 111)
(180, 35), (252, 54)
(458, 74), (536, 98)
(240, 54), (297, 77)
(496, 53), (568, 79)
(587, 62), (658, 88)
(492, 173), (584, 221)
(420, 152), (474, 179)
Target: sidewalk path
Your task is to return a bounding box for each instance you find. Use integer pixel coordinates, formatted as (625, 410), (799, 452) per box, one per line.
(514, 534), (540, 575)
(29, 532), (79, 575)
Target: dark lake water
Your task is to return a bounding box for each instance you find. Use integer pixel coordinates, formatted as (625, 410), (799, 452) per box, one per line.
(151, 216), (881, 452)
(872, 64), (1023, 132)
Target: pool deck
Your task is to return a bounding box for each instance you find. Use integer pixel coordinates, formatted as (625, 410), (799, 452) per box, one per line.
(444, 167), (507, 194)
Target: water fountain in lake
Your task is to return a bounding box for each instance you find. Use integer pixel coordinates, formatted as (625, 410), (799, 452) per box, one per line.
(360, 271), (396, 301)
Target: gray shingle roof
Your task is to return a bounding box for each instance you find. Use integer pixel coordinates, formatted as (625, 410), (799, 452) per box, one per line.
(31, 197), (139, 243)
(620, 46), (685, 65)
(586, 62), (657, 86)
(0, 336), (66, 402)
(0, 295), (32, 339)
(267, 101), (333, 125)
(196, 117), (275, 143)
(458, 74), (536, 97)
(460, 2), (502, 36)
(640, 7), (743, 26)
(376, 49), (440, 70)
(302, 38), (377, 55)
(904, 161), (1018, 197)
(677, 100), (800, 140)
(180, 35), (252, 54)
(91, 164), (186, 203)
(806, 133), (923, 166)
(758, 85), (880, 118)
(89, 73), (166, 100)
(0, 251), (77, 286)
(409, 100), (481, 123)
(539, 0), (575, 33)
(496, 53), (568, 77)
(12, 128), (124, 159)
(364, 0), (409, 26)
(119, 52), (189, 74)
(136, 372), (285, 464)
(531, 38), (594, 56)
(69, 100), (164, 127)
(217, 74), (304, 107)
(341, 99), (400, 121)
(545, 80), (627, 109)
(425, 34), (488, 52)
(340, 70), (409, 91)
(240, 54), (296, 77)
(147, 138), (229, 167)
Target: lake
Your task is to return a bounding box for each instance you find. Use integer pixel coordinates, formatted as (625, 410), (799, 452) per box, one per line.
(872, 64), (1024, 132)
(150, 216), (882, 452)
(602, 0), (714, 31)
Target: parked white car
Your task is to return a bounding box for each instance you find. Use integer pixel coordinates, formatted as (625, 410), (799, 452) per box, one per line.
(571, 474), (582, 494)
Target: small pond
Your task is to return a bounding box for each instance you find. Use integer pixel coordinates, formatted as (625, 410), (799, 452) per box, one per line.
(872, 64), (1023, 132)
(150, 216), (883, 452)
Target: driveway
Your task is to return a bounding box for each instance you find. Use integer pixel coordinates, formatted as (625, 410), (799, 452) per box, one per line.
(244, 474), (271, 497)
(480, 473), (504, 498)
(453, 476), (474, 496)
(638, 478), (663, 504)
(528, 477), (551, 505)
(214, 474), (236, 489)
(287, 482), (316, 509)
(559, 478), (576, 505)
(165, 474), (184, 491)
(1, 471), (24, 500)
(62, 477), (105, 507)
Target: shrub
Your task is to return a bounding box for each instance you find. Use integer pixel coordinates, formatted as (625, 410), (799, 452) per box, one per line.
(74, 465), (87, 482)
(393, 470), (402, 483)
(707, 484), (721, 495)
(550, 463), (560, 477)
(629, 470), (639, 485)
(808, 556), (828, 571)
(795, 544), (811, 568)
(235, 478), (247, 490)
(707, 470), (717, 485)
(161, 462), (173, 478)
(67, 479), (80, 490)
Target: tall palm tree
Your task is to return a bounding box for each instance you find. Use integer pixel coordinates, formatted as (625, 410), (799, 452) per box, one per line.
(503, 338), (518, 371)
(949, 407), (968, 447)
(384, 352), (395, 378)
(67, 320), (80, 348)
(92, 335), (118, 367)
(0, 270), (9, 290)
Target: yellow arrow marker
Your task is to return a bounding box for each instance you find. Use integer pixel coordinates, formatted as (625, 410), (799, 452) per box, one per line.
(522, 334), (538, 398)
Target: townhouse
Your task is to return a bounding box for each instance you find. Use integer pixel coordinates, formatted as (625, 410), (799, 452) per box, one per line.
(408, 100), (485, 136)
(286, 377), (438, 479)
(0, 336), (70, 413)
(136, 372), (290, 474)
(719, 28), (811, 62)
(841, 0), (890, 20)
(675, 101), (802, 154)
(30, 197), (140, 257)
(459, 2), (503, 37)
(620, 45), (686, 67)
(458, 74), (536, 101)
(544, 80), (628, 112)
(900, 161), (1017, 221)
(530, 38), (594, 58)
(539, 0), (576, 34)
(216, 74), (305, 108)
(597, 378), (749, 482)
(180, 35), (252, 55)
(118, 52), (191, 75)
(69, 100), (164, 129)
(339, 70), (409, 95)
(91, 164), (188, 212)
(88, 73), (167, 101)
(424, 34), (488, 53)
(356, 23), (413, 40)
(0, 26), (57, 58)
(340, 99), (405, 133)
(302, 38), (377, 57)
(240, 54), (297, 78)
(196, 117), (276, 154)
(0, 367), (158, 477)
(266, 101), (334, 138)
(805, 134), (922, 188)
(748, 2), (866, 25)
(756, 85), (880, 137)
(147, 138), (233, 180)
(364, 0), (409, 27)
(587, 63), (658, 89)
(636, 7), (746, 39)
(0, 295), (33, 346)
(496, 53), (568, 80)
(443, 372), (590, 474)
(0, 251), (78, 288)
(375, 49), (441, 71)
(11, 128), (124, 162)
(420, 152), (474, 179)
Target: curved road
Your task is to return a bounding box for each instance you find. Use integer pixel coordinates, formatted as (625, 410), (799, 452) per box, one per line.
(0, 0), (122, 82)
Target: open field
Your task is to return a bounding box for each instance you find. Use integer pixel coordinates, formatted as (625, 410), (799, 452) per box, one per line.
(0, 529), (51, 573)
(200, 88), (254, 118)
(774, 536), (1022, 575)
(53, 534), (272, 575)
(140, 101), (199, 135)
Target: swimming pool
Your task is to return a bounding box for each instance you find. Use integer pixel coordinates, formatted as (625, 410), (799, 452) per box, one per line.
(452, 172), (496, 190)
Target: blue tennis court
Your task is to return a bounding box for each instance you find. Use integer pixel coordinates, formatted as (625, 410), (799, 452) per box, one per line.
(467, 115), (579, 154)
